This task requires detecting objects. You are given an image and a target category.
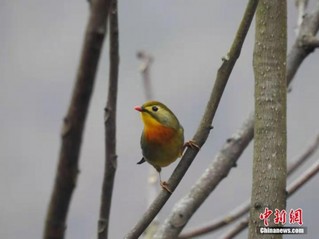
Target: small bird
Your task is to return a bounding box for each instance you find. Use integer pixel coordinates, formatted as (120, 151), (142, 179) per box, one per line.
(134, 101), (198, 192)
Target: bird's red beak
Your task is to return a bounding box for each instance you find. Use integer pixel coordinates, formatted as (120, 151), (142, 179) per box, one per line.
(134, 106), (143, 112)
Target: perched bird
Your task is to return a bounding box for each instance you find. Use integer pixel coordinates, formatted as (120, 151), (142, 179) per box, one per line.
(134, 101), (198, 192)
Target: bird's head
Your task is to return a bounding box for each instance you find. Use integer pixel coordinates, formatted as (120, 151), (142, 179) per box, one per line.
(134, 101), (181, 130)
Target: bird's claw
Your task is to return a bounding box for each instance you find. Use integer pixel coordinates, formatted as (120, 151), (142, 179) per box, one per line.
(160, 180), (172, 193)
(183, 140), (200, 151)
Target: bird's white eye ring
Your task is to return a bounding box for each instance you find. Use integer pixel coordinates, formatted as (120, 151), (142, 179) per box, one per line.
(152, 106), (158, 112)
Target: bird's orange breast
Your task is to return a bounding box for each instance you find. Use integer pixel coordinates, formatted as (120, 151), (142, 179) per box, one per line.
(144, 124), (176, 144)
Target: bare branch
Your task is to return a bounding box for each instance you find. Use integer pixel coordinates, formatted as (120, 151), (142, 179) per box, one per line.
(179, 134), (319, 238)
(288, 135), (319, 174)
(137, 51), (154, 100)
(301, 35), (319, 48)
(288, 3), (319, 82)
(43, 1), (112, 239)
(295, 0), (309, 35)
(98, 0), (119, 238)
(288, 159), (319, 196)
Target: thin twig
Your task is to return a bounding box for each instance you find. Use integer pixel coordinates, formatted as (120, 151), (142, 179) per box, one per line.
(179, 134), (319, 238)
(287, 2), (319, 83)
(295, 0), (309, 35)
(288, 135), (319, 174)
(220, 218), (249, 239)
(301, 35), (319, 48)
(220, 159), (319, 239)
(288, 160), (319, 196)
(98, 0), (119, 239)
(125, 0), (258, 237)
(43, 1), (112, 239)
(137, 51), (154, 100)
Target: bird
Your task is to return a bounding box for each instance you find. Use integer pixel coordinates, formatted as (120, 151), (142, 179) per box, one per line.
(134, 101), (198, 193)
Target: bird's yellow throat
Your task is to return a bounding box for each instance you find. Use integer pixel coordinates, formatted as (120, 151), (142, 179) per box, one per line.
(140, 111), (161, 128)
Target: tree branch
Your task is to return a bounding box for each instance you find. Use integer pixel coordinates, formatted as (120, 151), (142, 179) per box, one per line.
(250, 2), (288, 237)
(124, 0), (258, 238)
(43, 1), (112, 239)
(179, 134), (319, 238)
(137, 50), (154, 100)
(295, 0), (309, 35)
(287, 2), (319, 83)
(221, 159), (319, 239)
(98, 0), (119, 238)
(301, 35), (319, 48)
(287, 135), (319, 174)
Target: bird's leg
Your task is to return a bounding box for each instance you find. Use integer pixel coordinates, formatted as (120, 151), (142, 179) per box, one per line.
(157, 169), (172, 193)
(160, 180), (172, 194)
(182, 140), (200, 153)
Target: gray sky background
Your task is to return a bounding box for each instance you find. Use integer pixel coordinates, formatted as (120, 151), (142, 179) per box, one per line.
(1, 1), (319, 238)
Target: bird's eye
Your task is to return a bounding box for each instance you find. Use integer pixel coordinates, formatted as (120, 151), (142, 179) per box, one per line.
(152, 106), (158, 112)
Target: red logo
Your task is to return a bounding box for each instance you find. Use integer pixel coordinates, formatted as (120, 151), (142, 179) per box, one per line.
(289, 208), (303, 225)
(259, 207), (273, 226)
(259, 208), (303, 226)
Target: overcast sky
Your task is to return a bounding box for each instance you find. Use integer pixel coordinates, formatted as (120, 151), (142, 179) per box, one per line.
(1, 1), (319, 238)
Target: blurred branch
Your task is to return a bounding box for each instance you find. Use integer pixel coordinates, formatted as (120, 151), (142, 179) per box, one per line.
(43, 1), (112, 239)
(98, 0), (119, 239)
(301, 35), (319, 48)
(179, 134), (319, 238)
(137, 51), (154, 100)
(220, 159), (319, 239)
(288, 1), (319, 83)
(295, 0), (309, 35)
(287, 159), (319, 196)
(287, 135), (319, 174)
(219, 218), (249, 239)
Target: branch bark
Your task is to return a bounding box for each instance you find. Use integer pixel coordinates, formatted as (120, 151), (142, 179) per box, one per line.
(98, 0), (119, 238)
(287, 2), (319, 82)
(249, 1), (287, 238)
(43, 1), (112, 239)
